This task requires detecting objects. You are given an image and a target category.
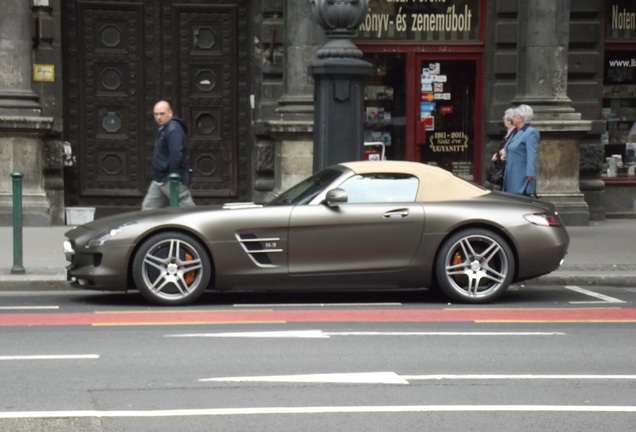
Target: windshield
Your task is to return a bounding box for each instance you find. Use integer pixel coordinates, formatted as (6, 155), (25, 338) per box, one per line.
(268, 168), (344, 205)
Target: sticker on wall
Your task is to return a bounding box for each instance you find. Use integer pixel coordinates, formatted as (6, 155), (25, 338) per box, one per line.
(421, 83), (433, 92)
(421, 93), (435, 102)
(33, 64), (55, 82)
(433, 75), (447, 83)
(434, 82), (443, 92)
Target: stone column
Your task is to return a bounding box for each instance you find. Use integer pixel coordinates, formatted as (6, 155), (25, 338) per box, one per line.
(0, 0), (54, 225)
(259, 0), (325, 198)
(0, 0), (41, 116)
(310, 0), (372, 171)
(513, 0), (592, 226)
(277, 2), (324, 121)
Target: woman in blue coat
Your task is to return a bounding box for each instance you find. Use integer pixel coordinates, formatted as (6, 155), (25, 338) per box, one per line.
(502, 104), (539, 196)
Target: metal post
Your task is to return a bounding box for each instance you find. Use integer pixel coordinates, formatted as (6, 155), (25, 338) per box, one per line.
(310, 0), (372, 171)
(169, 173), (180, 208)
(11, 171), (25, 274)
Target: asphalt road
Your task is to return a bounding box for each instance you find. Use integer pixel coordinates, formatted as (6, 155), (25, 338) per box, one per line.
(1, 285), (636, 431)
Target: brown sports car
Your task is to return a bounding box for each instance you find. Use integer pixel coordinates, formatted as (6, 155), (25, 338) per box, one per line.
(64, 161), (569, 305)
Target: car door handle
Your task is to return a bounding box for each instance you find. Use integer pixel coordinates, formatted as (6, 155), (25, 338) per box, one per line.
(383, 209), (409, 218)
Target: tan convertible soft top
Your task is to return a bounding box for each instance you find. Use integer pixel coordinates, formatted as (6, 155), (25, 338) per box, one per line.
(341, 160), (490, 202)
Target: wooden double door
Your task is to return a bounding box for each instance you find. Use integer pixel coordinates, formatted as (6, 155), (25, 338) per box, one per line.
(63, 0), (250, 213)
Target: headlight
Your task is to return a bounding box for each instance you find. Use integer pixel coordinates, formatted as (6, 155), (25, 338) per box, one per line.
(87, 221), (137, 247)
(63, 240), (75, 261)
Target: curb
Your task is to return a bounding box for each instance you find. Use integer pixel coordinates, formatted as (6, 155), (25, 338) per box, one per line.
(529, 273), (636, 287)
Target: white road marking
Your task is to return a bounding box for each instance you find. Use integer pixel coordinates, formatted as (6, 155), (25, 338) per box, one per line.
(2, 405), (636, 419)
(168, 330), (330, 338)
(0, 306), (59, 310)
(201, 372), (409, 384)
(402, 374), (636, 381)
(167, 330), (565, 339)
(322, 331), (565, 336)
(564, 285), (626, 304)
(201, 372), (636, 385)
(234, 303), (402, 308)
(0, 354), (99, 361)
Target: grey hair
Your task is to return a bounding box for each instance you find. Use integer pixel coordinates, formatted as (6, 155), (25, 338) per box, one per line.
(503, 108), (515, 121)
(513, 104), (534, 123)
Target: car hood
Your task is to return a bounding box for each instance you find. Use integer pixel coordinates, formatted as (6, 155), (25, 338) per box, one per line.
(64, 203), (264, 237)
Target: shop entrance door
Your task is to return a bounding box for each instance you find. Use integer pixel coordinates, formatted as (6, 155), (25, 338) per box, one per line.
(410, 56), (481, 182)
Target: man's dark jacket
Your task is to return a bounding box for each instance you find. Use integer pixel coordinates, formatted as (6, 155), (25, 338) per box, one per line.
(152, 116), (190, 184)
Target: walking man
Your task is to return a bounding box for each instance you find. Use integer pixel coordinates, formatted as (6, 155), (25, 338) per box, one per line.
(141, 100), (196, 209)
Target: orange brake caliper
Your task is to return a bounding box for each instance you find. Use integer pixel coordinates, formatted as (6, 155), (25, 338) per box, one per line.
(451, 252), (463, 283)
(184, 251), (196, 285)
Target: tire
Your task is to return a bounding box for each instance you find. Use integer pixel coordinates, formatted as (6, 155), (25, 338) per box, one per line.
(132, 231), (211, 305)
(435, 228), (515, 304)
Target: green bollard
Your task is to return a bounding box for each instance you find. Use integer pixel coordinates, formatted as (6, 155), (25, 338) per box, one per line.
(169, 173), (180, 208)
(10, 171), (25, 275)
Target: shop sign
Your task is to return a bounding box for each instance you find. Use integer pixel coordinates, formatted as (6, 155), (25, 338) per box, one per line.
(604, 51), (636, 85)
(429, 131), (469, 153)
(358, 0), (480, 41)
(606, 0), (636, 40)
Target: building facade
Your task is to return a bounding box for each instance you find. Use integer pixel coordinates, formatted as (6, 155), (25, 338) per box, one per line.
(0, 0), (634, 226)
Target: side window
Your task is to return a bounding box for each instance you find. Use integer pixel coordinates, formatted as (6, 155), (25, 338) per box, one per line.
(339, 174), (419, 203)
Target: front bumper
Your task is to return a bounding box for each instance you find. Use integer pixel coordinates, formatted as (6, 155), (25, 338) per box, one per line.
(64, 238), (132, 291)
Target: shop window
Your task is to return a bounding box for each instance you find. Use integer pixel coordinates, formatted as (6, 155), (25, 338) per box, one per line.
(363, 54), (406, 161)
(602, 50), (636, 178)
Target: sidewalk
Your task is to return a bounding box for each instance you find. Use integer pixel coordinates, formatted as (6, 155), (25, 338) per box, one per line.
(1, 220), (635, 290)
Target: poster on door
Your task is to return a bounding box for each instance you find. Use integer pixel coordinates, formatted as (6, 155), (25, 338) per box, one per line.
(418, 59), (475, 181)
(420, 63), (449, 131)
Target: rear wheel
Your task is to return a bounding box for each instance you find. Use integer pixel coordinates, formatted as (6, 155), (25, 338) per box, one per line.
(435, 228), (515, 304)
(132, 231), (211, 305)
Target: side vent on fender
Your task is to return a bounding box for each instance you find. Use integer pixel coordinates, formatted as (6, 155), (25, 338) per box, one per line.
(236, 233), (283, 268)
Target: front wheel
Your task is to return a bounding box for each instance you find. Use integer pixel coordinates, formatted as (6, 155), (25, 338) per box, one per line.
(132, 231), (211, 305)
(435, 228), (515, 304)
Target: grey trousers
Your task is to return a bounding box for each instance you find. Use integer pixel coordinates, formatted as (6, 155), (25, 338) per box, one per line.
(141, 181), (196, 210)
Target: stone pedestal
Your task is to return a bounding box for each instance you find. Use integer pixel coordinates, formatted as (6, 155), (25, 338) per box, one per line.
(264, 122), (314, 194)
(0, 117), (54, 226)
(311, 58), (372, 171)
(533, 122), (590, 226)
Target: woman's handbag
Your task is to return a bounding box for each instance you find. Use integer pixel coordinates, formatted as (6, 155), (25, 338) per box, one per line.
(486, 158), (505, 186)
(522, 179), (539, 198)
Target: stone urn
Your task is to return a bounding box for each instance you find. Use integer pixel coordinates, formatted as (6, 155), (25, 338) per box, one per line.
(309, 0), (369, 58)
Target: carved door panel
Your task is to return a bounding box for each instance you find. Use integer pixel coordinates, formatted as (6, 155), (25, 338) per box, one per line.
(63, 0), (250, 211)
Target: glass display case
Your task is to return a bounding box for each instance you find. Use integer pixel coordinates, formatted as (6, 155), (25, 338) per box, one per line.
(363, 54), (406, 161)
(602, 50), (636, 178)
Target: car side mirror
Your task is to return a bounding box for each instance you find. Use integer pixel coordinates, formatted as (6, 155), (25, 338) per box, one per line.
(325, 188), (348, 207)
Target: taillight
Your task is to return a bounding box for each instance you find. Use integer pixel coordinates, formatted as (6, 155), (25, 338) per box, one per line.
(523, 212), (562, 227)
